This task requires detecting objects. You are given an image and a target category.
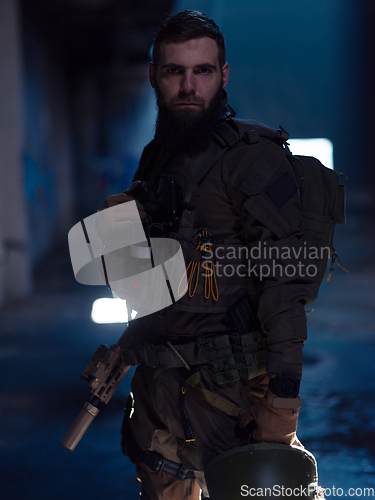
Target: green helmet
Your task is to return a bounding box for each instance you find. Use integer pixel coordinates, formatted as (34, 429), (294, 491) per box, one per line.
(204, 443), (324, 499)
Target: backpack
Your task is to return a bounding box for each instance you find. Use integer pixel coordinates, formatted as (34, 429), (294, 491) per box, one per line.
(134, 117), (348, 287)
(200, 118), (348, 286)
(285, 149), (348, 283)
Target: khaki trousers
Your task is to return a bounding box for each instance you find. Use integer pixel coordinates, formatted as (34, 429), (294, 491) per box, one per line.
(126, 364), (269, 499)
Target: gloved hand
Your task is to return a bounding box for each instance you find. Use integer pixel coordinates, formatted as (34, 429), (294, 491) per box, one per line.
(240, 391), (302, 445)
(95, 181), (147, 248)
(102, 181), (147, 219)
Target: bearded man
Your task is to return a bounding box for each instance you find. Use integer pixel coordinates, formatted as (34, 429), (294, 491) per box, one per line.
(102, 10), (321, 500)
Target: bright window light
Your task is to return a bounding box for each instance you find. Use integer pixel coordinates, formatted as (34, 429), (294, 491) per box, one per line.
(288, 138), (334, 170)
(91, 298), (128, 324)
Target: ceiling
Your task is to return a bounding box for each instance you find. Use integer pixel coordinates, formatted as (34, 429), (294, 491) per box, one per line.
(21, 0), (174, 72)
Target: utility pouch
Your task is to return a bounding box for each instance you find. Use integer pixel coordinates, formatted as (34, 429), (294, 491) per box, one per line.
(231, 332), (267, 381)
(227, 296), (268, 381)
(197, 334), (240, 385)
(196, 329), (267, 386)
(195, 296), (268, 384)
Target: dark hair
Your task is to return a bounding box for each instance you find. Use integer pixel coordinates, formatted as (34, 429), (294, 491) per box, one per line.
(152, 10), (226, 69)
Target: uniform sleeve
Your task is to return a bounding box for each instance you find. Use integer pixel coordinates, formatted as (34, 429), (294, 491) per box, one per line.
(132, 139), (157, 182)
(223, 141), (321, 380)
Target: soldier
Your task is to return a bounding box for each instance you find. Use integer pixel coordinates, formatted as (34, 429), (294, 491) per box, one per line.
(102, 10), (321, 500)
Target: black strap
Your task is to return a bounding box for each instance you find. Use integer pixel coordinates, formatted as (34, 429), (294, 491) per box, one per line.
(213, 120), (240, 148)
(226, 295), (260, 335)
(125, 412), (195, 479)
(141, 450), (195, 480)
(194, 120), (242, 186)
(136, 147), (172, 205)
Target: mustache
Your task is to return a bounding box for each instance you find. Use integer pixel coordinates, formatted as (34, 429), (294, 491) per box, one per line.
(170, 95), (205, 106)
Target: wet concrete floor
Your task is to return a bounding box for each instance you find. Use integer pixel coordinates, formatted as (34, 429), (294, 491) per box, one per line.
(1, 211), (375, 499)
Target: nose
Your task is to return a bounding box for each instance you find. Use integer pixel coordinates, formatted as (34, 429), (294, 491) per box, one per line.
(180, 70), (196, 94)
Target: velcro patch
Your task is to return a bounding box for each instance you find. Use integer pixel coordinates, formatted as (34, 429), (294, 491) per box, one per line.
(266, 171), (297, 208)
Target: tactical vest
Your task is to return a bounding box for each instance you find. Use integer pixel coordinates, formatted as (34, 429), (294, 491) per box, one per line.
(132, 117), (346, 315)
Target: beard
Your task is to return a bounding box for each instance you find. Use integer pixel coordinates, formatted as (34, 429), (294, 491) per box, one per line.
(154, 83), (225, 155)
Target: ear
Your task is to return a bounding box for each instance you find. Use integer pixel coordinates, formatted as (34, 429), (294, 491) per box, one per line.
(222, 62), (229, 89)
(149, 62), (156, 89)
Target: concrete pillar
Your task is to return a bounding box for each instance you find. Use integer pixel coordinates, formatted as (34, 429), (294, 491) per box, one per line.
(0, 0), (31, 305)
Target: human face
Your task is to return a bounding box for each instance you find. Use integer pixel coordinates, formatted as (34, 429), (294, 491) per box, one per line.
(149, 37), (229, 114)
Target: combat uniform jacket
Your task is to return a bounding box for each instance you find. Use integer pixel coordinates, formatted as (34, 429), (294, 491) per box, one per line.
(131, 117), (321, 381)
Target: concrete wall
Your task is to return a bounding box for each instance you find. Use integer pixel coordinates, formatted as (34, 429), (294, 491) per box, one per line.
(22, 22), (74, 263)
(72, 62), (157, 217)
(0, 0), (74, 308)
(0, 0), (31, 305)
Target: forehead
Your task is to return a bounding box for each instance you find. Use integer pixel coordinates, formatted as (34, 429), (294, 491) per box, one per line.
(158, 37), (220, 67)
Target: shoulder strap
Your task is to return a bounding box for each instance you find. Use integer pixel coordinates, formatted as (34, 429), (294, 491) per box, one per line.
(191, 118), (288, 187)
(132, 139), (158, 183)
(134, 146), (173, 205)
(194, 120), (242, 186)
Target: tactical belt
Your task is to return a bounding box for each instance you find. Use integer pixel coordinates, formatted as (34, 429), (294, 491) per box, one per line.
(124, 330), (267, 385)
(133, 341), (209, 368)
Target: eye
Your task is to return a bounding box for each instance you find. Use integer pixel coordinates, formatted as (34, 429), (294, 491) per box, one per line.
(167, 67), (182, 75)
(198, 67), (212, 74)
